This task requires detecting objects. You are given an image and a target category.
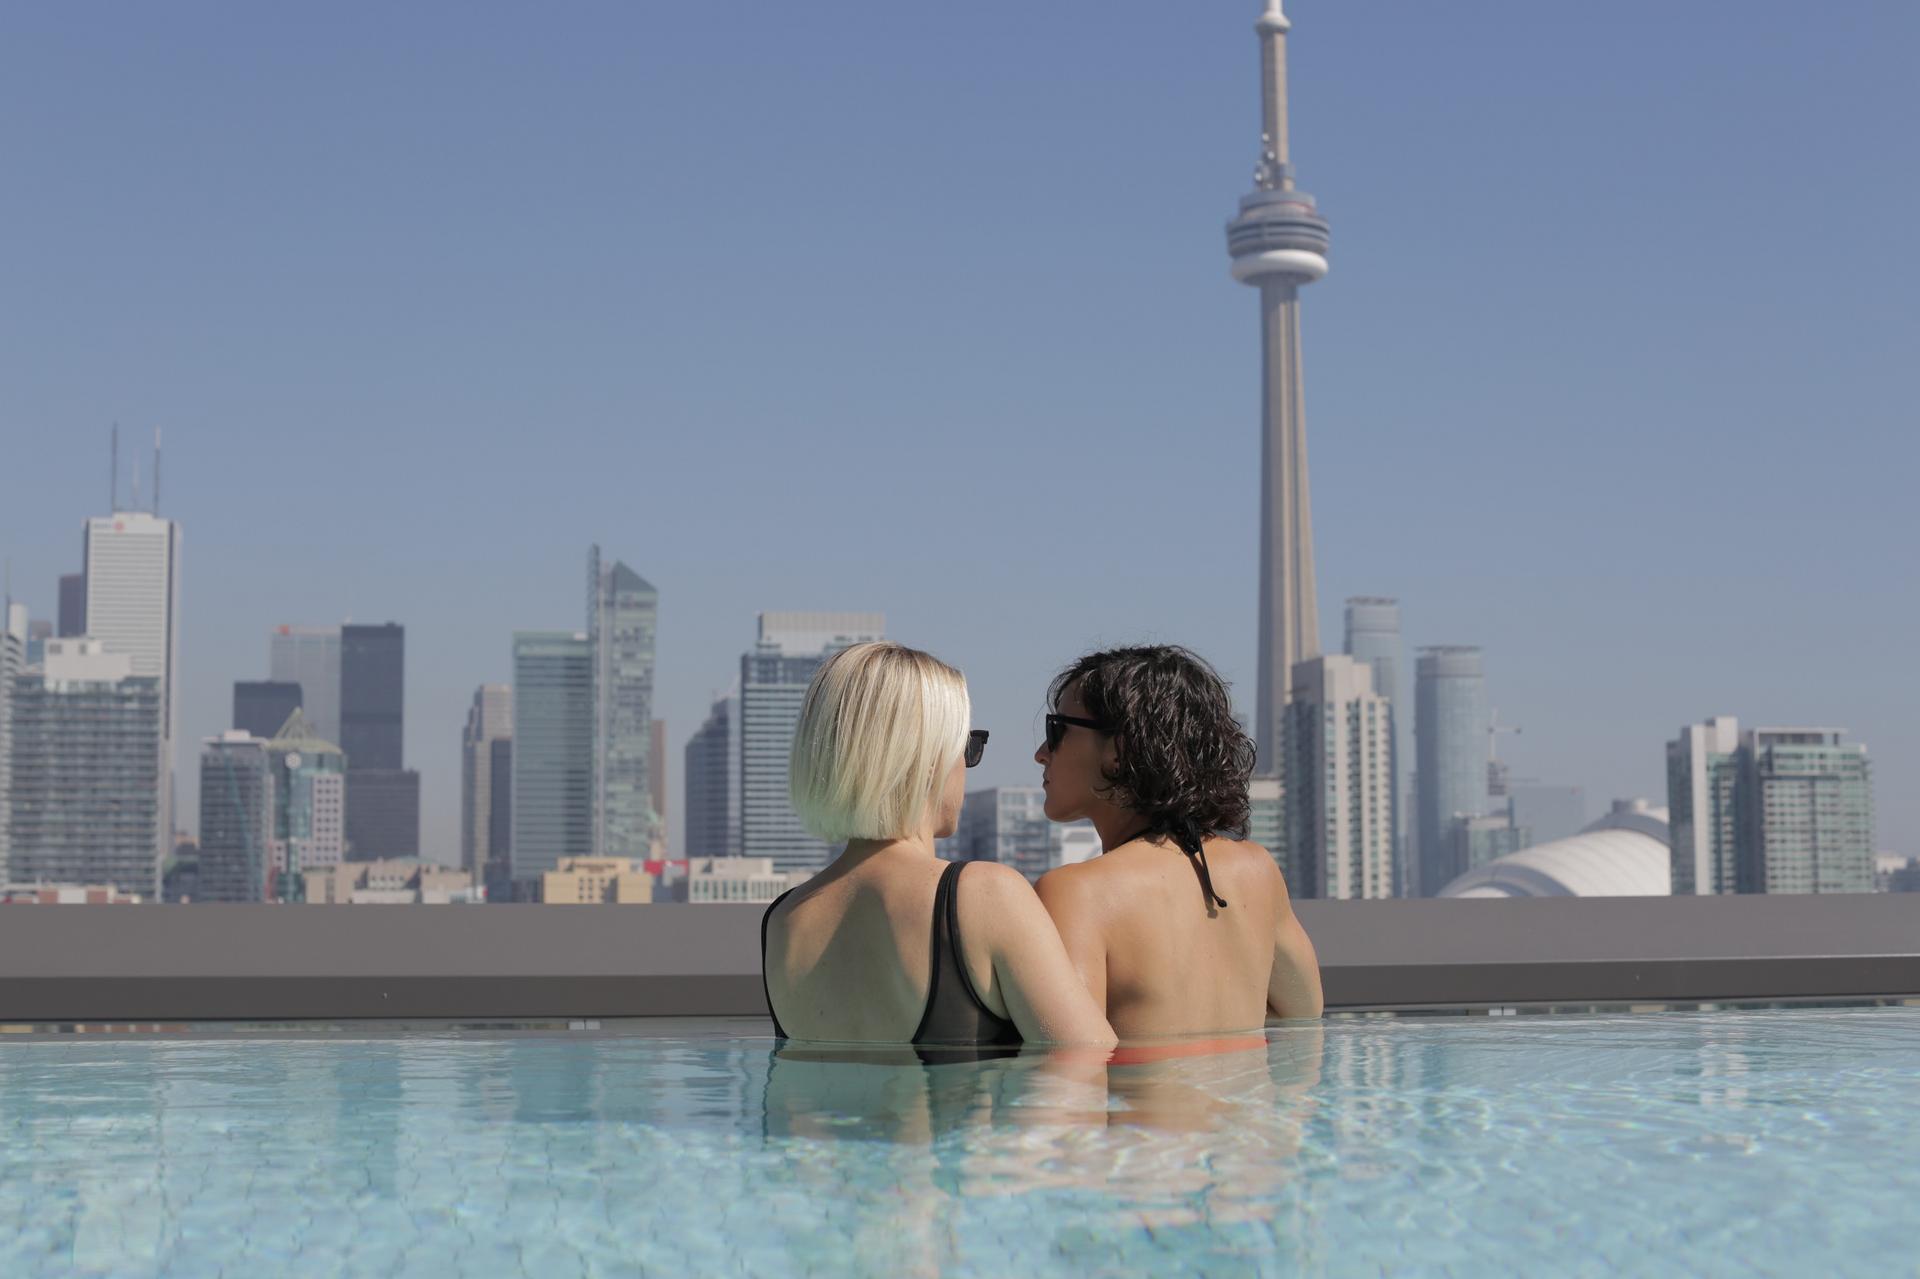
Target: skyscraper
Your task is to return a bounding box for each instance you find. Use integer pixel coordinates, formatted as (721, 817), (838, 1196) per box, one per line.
(1668, 721), (1876, 896)
(197, 732), (275, 903)
(684, 691), (740, 858)
(344, 770), (419, 861)
(461, 684), (513, 878)
(340, 623), (404, 769)
(233, 680), (303, 740)
(588, 549), (659, 859)
(266, 708), (346, 894)
(57, 573), (85, 638)
(1667, 715), (1741, 895)
(1343, 597), (1406, 893)
(740, 612), (884, 874)
(269, 625), (342, 747)
(1227, 0), (1331, 772)
(0, 605), (23, 884)
(1284, 655), (1394, 899)
(8, 638), (163, 894)
(338, 623), (416, 861)
(1742, 728), (1873, 894)
(510, 631), (595, 887)
(1415, 646), (1489, 896)
(83, 510), (181, 865)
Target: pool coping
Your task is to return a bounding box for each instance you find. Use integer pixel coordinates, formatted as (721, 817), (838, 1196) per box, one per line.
(1, 894), (1917, 1021)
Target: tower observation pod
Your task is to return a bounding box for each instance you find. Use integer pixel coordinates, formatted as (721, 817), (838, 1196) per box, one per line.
(1228, 0), (1331, 774)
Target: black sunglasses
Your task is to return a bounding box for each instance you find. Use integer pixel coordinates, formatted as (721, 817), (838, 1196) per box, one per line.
(1044, 713), (1109, 752)
(965, 729), (989, 768)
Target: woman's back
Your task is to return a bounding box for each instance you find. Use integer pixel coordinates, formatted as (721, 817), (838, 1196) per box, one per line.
(763, 853), (1015, 1043)
(1040, 837), (1293, 1039)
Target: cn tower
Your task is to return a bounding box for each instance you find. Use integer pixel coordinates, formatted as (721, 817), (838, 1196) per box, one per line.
(1227, 0), (1330, 772)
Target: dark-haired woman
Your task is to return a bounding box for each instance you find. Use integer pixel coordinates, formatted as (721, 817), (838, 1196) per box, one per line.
(1034, 645), (1323, 1037)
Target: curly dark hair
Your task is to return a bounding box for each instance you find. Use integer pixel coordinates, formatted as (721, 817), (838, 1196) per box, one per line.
(1048, 645), (1256, 852)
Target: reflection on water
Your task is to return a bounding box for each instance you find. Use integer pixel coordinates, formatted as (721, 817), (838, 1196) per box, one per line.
(2, 1007), (1918, 1277)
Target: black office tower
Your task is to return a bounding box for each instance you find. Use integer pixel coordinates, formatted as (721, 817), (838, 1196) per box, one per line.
(58, 573), (87, 637)
(233, 680), (303, 740)
(340, 623), (404, 769)
(345, 768), (421, 860)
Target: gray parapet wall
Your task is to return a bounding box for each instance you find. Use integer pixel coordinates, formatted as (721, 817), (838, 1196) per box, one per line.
(1, 894), (1917, 1023)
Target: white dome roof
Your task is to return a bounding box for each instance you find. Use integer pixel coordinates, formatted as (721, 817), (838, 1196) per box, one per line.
(1438, 800), (1672, 899)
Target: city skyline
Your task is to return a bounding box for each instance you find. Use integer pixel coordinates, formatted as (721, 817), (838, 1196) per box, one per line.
(2, 3), (1915, 864)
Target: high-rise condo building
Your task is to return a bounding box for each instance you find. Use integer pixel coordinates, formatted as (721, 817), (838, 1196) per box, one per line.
(269, 624), (342, 747)
(7, 638), (163, 895)
(1742, 728), (1873, 893)
(0, 606), (23, 884)
(684, 691), (740, 858)
(1415, 646), (1489, 896)
(588, 548), (659, 858)
(1667, 716), (1742, 895)
(741, 612), (884, 874)
(461, 684), (513, 878)
(1343, 597), (1406, 893)
(1668, 719), (1875, 895)
(511, 631), (595, 888)
(233, 680), (303, 740)
(1284, 655), (1394, 899)
(1227, 1), (1331, 775)
(83, 510), (181, 866)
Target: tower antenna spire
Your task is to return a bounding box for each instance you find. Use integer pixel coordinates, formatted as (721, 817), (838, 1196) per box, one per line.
(1226, 0), (1331, 772)
(110, 423), (120, 513)
(153, 427), (162, 515)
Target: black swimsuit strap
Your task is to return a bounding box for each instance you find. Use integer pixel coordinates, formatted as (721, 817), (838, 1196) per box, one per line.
(1111, 822), (1229, 910)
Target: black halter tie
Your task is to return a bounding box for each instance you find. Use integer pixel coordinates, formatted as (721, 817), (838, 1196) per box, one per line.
(1109, 821), (1229, 911)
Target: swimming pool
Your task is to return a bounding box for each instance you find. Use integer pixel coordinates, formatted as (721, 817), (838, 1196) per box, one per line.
(3, 1004), (1916, 1277)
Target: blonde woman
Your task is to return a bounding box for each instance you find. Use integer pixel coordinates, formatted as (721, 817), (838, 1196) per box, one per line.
(761, 642), (1116, 1049)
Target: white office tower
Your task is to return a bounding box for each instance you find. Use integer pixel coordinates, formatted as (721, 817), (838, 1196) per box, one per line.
(1227, 0), (1331, 773)
(269, 625), (343, 747)
(588, 548), (660, 858)
(1284, 655), (1394, 899)
(741, 612), (885, 874)
(461, 683), (513, 876)
(83, 510), (181, 864)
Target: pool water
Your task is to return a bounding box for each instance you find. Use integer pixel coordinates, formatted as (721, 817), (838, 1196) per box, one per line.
(3, 1005), (1917, 1277)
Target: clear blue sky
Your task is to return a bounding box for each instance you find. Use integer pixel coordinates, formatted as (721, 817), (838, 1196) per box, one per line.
(3, 2), (1915, 865)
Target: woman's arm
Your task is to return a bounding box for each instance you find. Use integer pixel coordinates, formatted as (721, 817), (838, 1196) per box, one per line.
(1035, 863), (1107, 1012)
(1267, 872), (1324, 1018)
(968, 862), (1116, 1046)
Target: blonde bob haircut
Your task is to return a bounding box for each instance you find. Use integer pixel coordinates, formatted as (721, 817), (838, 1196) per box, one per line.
(790, 642), (971, 843)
